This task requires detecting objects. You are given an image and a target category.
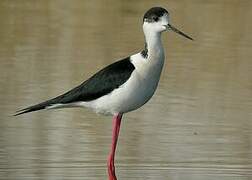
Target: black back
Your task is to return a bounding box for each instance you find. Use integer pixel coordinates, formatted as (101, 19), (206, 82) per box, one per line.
(58, 57), (135, 103)
(15, 57), (135, 115)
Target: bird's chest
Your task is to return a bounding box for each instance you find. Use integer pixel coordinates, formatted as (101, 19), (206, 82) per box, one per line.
(139, 59), (164, 92)
(129, 55), (164, 104)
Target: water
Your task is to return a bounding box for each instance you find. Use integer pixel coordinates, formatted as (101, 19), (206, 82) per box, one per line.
(1, 0), (252, 179)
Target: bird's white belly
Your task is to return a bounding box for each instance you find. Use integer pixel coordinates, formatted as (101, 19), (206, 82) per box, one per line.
(79, 59), (164, 115)
(83, 74), (156, 114)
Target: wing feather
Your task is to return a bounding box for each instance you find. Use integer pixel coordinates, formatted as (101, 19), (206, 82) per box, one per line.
(14, 57), (135, 116)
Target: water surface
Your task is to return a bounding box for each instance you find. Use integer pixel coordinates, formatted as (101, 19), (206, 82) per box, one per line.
(0, 0), (252, 179)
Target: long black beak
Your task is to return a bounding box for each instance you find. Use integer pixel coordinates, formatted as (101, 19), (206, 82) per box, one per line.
(167, 24), (193, 41)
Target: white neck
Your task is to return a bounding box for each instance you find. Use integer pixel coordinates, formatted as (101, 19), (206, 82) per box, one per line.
(143, 29), (164, 60)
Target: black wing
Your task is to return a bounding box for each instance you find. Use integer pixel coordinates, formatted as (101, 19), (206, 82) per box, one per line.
(15, 57), (135, 116)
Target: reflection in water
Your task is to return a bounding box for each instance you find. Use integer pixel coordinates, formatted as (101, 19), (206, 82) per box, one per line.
(0, 0), (252, 179)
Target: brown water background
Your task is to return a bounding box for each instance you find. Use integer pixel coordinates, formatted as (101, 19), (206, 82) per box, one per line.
(0, 0), (252, 179)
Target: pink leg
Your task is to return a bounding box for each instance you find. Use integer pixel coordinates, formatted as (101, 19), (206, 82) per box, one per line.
(107, 113), (123, 180)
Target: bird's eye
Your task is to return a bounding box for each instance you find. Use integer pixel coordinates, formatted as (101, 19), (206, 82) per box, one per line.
(153, 16), (159, 22)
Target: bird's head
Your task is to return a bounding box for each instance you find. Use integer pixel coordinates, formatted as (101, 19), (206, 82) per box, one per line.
(143, 7), (193, 40)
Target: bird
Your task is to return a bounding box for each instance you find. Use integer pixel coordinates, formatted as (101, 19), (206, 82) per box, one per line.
(15, 7), (193, 180)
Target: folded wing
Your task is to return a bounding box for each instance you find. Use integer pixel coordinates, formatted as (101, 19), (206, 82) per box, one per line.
(15, 57), (135, 116)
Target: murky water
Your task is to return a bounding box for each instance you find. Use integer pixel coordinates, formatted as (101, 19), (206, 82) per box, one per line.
(0, 0), (252, 179)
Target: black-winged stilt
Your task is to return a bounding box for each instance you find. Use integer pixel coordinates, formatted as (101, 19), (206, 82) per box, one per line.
(15, 7), (193, 180)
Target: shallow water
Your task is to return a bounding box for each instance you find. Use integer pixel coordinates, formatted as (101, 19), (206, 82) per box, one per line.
(0, 0), (252, 179)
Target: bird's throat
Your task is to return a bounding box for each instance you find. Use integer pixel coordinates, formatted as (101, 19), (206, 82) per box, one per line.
(143, 32), (164, 61)
(143, 31), (164, 58)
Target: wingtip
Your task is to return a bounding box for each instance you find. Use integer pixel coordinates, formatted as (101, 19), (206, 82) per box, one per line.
(13, 112), (21, 116)
(14, 102), (50, 116)
(13, 109), (28, 116)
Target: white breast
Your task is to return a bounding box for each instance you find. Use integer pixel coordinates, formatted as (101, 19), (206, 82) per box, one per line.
(78, 52), (164, 115)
